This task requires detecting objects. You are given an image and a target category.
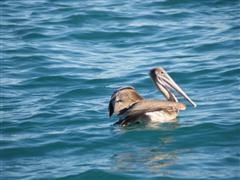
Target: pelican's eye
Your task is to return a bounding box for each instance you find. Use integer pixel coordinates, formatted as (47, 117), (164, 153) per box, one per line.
(157, 71), (164, 76)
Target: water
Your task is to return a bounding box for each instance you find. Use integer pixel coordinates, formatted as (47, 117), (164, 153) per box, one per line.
(1, 0), (240, 179)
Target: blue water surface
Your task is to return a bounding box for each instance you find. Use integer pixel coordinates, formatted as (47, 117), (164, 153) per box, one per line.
(1, 0), (240, 179)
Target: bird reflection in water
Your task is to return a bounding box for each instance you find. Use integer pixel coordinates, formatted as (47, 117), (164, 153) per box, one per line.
(111, 124), (179, 175)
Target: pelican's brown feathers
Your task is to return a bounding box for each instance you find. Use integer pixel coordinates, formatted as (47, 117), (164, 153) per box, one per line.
(108, 87), (143, 117)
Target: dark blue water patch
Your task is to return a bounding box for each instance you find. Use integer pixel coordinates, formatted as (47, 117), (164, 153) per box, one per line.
(222, 156), (240, 166)
(70, 30), (151, 42)
(20, 31), (51, 40)
(58, 169), (144, 180)
(3, 45), (40, 55)
(192, 40), (236, 53)
(1, 119), (41, 133)
(219, 67), (240, 77)
(208, 0), (240, 7)
(62, 13), (95, 26)
(18, 75), (81, 88)
(225, 25), (240, 35)
(0, 138), (84, 161)
(173, 123), (240, 144)
(145, 0), (239, 11)
(57, 87), (103, 99)
(61, 10), (133, 25)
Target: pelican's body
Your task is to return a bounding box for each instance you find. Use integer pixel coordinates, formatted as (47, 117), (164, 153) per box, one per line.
(108, 67), (196, 127)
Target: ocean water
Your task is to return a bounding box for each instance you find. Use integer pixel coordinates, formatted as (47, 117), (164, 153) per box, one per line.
(1, 0), (240, 179)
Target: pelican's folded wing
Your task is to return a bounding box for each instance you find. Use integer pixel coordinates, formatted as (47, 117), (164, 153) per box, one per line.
(117, 100), (185, 126)
(124, 100), (185, 117)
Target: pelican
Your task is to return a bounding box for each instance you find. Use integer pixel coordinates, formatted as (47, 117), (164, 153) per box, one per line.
(108, 67), (197, 127)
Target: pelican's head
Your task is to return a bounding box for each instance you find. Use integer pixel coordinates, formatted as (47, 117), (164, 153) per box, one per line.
(150, 67), (197, 107)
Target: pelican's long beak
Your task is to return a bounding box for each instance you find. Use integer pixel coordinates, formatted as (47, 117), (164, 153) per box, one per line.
(150, 68), (197, 107)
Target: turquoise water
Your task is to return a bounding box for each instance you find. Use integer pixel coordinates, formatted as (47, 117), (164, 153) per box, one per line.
(1, 0), (240, 179)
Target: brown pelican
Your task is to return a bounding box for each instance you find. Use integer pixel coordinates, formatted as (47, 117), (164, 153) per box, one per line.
(108, 67), (197, 127)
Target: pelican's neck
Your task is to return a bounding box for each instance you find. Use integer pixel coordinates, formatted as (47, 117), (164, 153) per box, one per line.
(157, 85), (178, 102)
